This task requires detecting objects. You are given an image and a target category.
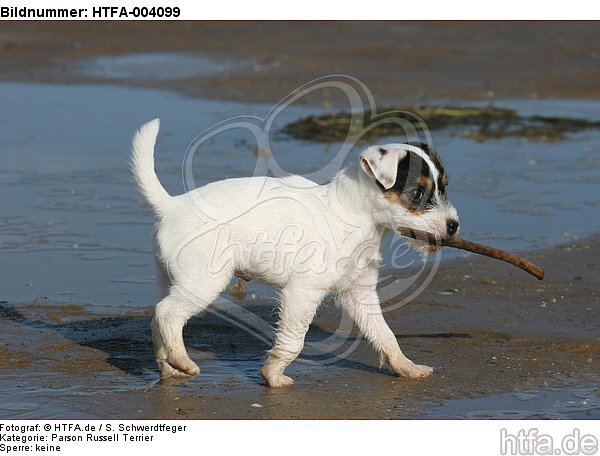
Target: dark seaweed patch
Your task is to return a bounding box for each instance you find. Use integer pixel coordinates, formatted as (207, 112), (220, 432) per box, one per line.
(281, 105), (600, 142)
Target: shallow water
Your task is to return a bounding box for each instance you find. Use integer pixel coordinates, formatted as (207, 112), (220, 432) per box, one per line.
(70, 52), (281, 81)
(426, 386), (600, 419)
(1, 81), (599, 310)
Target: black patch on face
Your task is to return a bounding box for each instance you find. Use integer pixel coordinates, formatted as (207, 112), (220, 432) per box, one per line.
(406, 141), (448, 194)
(378, 147), (387, 156)
(378, 150), (436, 212)
(392, 151), (429, 193)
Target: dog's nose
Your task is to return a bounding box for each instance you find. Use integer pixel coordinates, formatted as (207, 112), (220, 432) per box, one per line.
(446, 219), (459, 236)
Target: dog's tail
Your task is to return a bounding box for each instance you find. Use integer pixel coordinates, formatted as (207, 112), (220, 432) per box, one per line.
(131, 118), (172, 218)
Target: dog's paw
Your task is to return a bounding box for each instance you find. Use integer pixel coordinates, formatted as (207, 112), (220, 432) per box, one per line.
(158, 361), (191, 379)
(158, 357), (200, 379)
(266, 374), (295, 388)
(396, 363), (434, 379)
(261, 366), (294, 387)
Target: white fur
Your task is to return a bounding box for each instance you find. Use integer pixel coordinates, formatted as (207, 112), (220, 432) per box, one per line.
(132, 119), (459, 386)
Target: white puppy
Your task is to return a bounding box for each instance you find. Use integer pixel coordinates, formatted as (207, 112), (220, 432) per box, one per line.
(131, 119), (459, 387)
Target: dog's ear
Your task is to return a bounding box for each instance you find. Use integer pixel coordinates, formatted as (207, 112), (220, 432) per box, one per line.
(359, 146), (408, 190)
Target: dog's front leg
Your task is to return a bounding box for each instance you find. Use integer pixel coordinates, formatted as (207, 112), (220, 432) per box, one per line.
(261, 284), (326, 387)
(339, 269), (433, 379)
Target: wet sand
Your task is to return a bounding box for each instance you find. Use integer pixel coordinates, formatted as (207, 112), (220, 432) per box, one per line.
(0, 22), (598, 419)
(1, 22), (599, 104)
(1, 235), (598, 419)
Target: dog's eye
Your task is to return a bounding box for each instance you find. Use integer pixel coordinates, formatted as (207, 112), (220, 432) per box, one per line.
(410, 188), (424, 202)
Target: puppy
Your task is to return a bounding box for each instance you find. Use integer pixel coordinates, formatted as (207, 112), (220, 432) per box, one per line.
(131, 119), (459, 387)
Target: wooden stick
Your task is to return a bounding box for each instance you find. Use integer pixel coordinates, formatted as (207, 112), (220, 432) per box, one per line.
(396, 226), (545, 280)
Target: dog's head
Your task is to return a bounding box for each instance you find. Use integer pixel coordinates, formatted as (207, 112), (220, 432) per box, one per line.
(359, 142), (459, 252)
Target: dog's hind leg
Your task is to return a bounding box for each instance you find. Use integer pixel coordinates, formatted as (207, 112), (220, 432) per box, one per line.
(261, 284), (326, 387)
(152, 275), (231, 378)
